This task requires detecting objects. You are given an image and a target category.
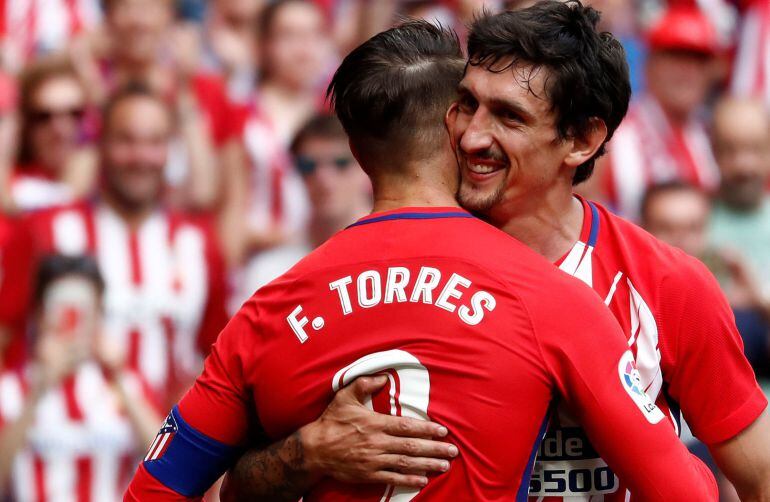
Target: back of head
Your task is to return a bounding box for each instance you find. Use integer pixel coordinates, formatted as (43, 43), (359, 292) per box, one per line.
(468, 0), (631, 184)
(327, 20), (464, 172)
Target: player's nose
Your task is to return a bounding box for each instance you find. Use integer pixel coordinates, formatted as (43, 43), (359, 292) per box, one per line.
(459, 108), (495, 154)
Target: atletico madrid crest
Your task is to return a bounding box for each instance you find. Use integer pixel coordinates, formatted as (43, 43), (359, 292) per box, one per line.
(145, 412), (178, 462)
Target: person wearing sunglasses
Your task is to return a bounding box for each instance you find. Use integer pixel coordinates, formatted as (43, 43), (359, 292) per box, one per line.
(10, 55), (97, 213)
(232, 113), (371, 306)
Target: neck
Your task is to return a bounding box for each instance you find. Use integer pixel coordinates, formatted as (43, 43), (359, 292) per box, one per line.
(101, 190), (156, 230)
(487, 180), (584, 263)
(370, 158), (459, 214)
(261, 81), (308, 100)
(309, 202), (369, 247)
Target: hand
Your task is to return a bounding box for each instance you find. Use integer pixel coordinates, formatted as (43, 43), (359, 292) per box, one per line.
(92, 334), (125, 380)
(299, 375), (459, 488)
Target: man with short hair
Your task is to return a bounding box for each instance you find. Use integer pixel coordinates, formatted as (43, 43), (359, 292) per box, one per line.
(224, 2), (770, 501)
(125, 20), (717, 501)
(24, 84), (229, 407)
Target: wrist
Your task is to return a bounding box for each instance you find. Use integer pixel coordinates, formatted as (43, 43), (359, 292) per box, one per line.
(296, 422), (326, 483)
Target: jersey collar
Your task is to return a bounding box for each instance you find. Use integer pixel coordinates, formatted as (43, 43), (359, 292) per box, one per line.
(346, 207), (474, 229)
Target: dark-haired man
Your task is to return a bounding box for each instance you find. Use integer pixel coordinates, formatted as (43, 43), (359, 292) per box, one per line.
(446, 3), (769, 500)
(222, 2), (769, 501)
(125, 19), (717, 501)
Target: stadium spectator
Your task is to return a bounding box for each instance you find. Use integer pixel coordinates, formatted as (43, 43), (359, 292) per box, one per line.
(11, 56), (97, 212)
(0, 254), (161, 501)
(72, 0), (232, 211)
(603, 5), (722, 219)
(232, 114), (370, 304)
(198, 0), (265, 105)
(23, 84), (228, 406)
(709, 96), (770, 373)
(221, 0), (331, 280)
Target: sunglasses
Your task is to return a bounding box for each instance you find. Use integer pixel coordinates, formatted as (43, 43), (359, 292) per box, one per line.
(295, 155), (354, 176)
(29, 107), (86, 124)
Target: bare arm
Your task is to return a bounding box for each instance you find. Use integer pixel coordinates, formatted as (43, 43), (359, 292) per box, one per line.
(220, 376), (457, 501)
(710, 410), (770, 502)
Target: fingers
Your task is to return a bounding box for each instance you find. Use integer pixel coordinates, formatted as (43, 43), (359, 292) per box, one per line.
(341, 375), (389, 403)
(381, 415), (449, 439)
(380, 436), (458, 459)
(363, 471), (429, 489)
(376, 454), (451, 475)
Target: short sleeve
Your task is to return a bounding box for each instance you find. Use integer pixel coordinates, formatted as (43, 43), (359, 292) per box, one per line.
(658, 255), (768, 444)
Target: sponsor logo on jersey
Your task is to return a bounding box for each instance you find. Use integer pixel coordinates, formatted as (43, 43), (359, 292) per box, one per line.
(144, 412), (178, 462)
(530, 428), (619, 496)
(618, 351), (665, 424)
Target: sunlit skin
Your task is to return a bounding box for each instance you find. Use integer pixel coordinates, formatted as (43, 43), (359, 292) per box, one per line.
(100, 96), (171, 222)
(445, 61), (607, 261)
(642, 189), (711, 257)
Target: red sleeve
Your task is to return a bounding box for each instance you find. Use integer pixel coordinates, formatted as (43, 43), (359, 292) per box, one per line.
(124, 305), (260, 500)
(531, 278), (718, 501)
(658, 255), (768, 445)
(191, 73), (239, 147)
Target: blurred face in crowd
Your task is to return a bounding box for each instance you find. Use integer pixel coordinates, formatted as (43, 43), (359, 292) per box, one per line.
(261, 1), (329, 90)
(295, 135), (368, 221)
(215, 0), (265, 33)
(447, 63), (577, 216)
(27, 74), (86, 171)
(101, 95), (170, 213)
(712, 98), (770, 211)
(106, 0), (173, 66)
(642, 188), (710, 257)
(646, 50), (716, 121)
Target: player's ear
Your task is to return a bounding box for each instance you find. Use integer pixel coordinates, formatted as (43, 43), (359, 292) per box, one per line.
(445, 102), (460, 151)
(563, 117), (607, 169)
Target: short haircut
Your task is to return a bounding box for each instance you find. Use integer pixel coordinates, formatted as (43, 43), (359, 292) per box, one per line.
(290, 114), (347, 155)
(102, 81), (169, 134)
(33, 254), (105, 308)
(640, 181), (707, 223)
(468, 1), (631, 185)
(327, 20), (464, 168)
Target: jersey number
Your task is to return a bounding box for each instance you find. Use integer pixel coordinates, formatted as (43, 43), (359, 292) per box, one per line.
(333, 350), (431, 502)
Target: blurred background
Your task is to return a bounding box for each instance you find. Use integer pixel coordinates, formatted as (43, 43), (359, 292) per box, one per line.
(0, 0), (767, 500)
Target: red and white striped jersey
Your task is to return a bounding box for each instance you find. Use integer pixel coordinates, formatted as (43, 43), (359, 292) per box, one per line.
(24, 200), (228, 403)
(528, 197), (767, 501)
(731, 0), (770, 108)
(604, 96), (720, 220)
(0, 0), (101, 71)
(0, 362), (150, 502)
(237, 98), (310, 240)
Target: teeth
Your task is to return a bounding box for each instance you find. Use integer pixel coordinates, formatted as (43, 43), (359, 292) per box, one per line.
(469, 163), (498, 174)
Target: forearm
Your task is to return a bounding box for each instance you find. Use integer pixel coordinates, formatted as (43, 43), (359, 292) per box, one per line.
(220, 430), (321, 502)
(0, 386), (43, 491)
(177, 89), (219, 210)
(111, 373), (162, 448)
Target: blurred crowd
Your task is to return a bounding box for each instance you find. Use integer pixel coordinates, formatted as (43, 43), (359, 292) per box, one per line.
(0, 0), (767, 500)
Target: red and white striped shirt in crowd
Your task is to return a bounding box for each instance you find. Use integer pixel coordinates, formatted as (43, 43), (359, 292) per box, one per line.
(239, 98), (310, 241)
(24, 200), (228, 403)
(604, 95), (720, 220)
(731, 0), (770, 107)
(0, 363), (153, 502)
(0, 0), (101, 71)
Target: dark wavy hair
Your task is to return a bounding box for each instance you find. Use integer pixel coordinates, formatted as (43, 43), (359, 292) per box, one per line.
(468, 1), (631, 184)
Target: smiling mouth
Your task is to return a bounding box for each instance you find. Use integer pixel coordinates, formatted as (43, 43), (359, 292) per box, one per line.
(463, 158), (507, 182)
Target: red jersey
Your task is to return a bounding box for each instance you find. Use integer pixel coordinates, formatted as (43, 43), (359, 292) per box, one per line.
(126, 207), (716, 501)
(23, 200), (228, 403)
(529, 197), (767, 501)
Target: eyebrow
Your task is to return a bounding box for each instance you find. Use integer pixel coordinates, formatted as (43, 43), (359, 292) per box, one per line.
(457, 82), (535, 123)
